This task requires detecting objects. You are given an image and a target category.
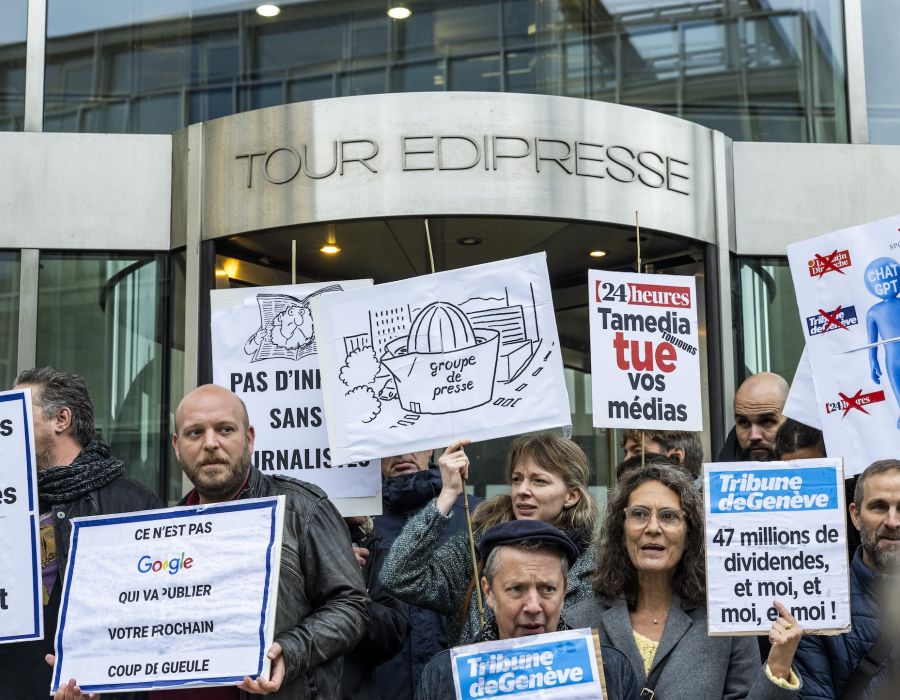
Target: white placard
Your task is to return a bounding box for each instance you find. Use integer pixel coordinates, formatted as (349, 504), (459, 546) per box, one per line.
(588, 270), (702, 430)
(0, 388), (43, 645)
(52, 497), (284, 693)
(211, 281), (382, 512)
(704, 460), (850, 636)
(450, 628), (606, 700)
(787, 213), (900, 475)
(314, 254), (571, 464)
(783, 348), (823, 430)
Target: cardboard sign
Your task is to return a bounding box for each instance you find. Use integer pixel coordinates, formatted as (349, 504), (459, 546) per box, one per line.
(52, 497), (284, 693)
(783, 348), (823, 430)
(704, 460), (850, 636)
(0, 388), (43, 645)
(211, 280), (381, 515)
(450, 628), (606, 700)
(314, 254), (571, 464)
(588, 270), (702, 430)
(787, 213), (900, 475)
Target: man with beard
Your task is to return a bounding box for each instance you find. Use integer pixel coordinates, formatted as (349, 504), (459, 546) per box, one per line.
(794, 459), (900, 699)
(373, 450), (480, 700)
(717, 372), (789, 461)
(0, 367), (162, 700)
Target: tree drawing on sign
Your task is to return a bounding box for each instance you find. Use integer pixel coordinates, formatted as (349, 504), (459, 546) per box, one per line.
(244, 285), (342, 362)
(338, 283), (548, 424)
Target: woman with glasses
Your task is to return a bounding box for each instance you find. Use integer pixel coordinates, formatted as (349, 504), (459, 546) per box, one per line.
(380, 433), (598, 646)
(569, 463), (803, 699)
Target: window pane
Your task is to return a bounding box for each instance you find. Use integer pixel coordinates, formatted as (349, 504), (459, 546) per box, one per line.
(0, 251), (20, 386)
(0, 0), (27, 130)
(862, 1), (900, 144)
(36, 253), (168, 495)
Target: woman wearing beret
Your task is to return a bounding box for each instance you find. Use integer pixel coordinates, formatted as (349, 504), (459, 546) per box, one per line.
(568, 463), (803, 699)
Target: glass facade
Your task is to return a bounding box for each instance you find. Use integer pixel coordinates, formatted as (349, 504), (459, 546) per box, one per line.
(736, 257), (804, 385)
(0, 251), (20, 387)
(42, 0), (848, 142)
(35, 252), (170, 493)
(862, 0), (900, 144)
(0, 0), (27, 130)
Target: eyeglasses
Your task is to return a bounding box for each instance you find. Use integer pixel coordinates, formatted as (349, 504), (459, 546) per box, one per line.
(623, 506), (686, 529)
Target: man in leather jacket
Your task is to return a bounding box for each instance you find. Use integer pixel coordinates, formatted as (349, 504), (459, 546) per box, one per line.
(170, 384), (367, 699)
(1, 367), (163, 700)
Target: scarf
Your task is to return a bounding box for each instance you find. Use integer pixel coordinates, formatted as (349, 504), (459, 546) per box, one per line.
(37, 440), (125, 504)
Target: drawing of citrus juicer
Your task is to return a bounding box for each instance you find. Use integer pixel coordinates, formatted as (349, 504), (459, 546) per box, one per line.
(379, 301), (500, 414)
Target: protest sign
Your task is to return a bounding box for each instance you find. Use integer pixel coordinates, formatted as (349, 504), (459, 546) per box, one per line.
(450, 628), (606, 700)
(588, 270), (702, 430)
(787, 213), (900, 475)
(0, 388), (43, 645)
(52, 497), (284, 693)
(314, 253), (571, 464)
(704, 460), (850, 636)
(211, 280), (381, 515)
(783, 348), (823, 430)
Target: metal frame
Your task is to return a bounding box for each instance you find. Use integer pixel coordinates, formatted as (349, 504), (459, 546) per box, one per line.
(843, 0), (869, 144)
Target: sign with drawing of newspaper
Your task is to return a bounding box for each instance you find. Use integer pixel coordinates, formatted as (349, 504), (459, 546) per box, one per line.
(211, 280), (381, 505)
(787, 212), (900, 475)
(450, 628), (607, 700)
(52, 497), (283, 693)
(0, 388), (43, 645)
(314, 254), (571, 465)
(588, 270), (702, 430)
(704, 460), (850, 636)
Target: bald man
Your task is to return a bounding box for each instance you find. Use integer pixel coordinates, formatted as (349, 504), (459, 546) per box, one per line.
(718, 372), (789, 462)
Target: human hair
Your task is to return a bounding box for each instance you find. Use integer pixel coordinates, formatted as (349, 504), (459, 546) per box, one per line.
(774, 418), (826, 459)
(593, 463), (706, 609)
(620, 429), (703, 476)
(472, 433), (597, 533)
(482, 539), (569, 586)
(854, 459), (900, 506)
(616, 452), (675, 479)
(16, 366), (95, 448)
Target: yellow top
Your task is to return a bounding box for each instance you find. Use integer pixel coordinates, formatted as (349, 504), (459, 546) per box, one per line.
(632, 630), (659, 675)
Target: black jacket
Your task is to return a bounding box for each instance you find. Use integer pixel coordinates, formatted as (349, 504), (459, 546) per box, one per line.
(373, 468), (480, 700)
(0, 474), (162, 700)
(341, 525), (410, 699)
(217, 467), (369, 700)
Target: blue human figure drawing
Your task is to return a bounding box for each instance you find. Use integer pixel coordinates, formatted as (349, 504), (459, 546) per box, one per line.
(865, 257), (900, 427)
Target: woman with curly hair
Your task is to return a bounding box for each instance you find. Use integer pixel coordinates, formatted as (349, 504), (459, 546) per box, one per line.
(568, 463), (804, 699)
(380, 433), (598, 646)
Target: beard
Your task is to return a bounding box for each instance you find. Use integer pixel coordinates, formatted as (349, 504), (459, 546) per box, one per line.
(740, 443), (776, 462)
(860, 523), (900, 570)
(181, 445), (252, 501)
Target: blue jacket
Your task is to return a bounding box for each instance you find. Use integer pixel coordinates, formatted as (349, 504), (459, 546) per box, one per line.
(374, 468), (480, 700)
(794, 548), (895, 699)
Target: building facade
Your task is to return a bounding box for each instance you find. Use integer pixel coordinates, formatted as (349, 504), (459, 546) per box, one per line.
(1, 0), (899, 504)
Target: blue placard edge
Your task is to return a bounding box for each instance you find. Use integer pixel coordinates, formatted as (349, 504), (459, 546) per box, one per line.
(51, 498), (279, 692)
(0, 392), (42, 643)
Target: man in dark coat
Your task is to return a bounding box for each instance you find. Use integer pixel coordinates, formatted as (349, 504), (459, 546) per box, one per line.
(717, 372), (789, 462)
(0, 367), (162, 700)
(415, 520), (638, 700)
(794, 459), (900, 699)
(374, 451), (481, 700)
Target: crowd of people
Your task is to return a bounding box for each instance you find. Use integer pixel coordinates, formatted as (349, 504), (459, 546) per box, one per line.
(0, 367), (897, 699)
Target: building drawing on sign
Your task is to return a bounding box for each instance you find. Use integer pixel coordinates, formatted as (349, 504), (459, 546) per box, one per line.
(338, 283), (547, 423)
(243, 285), (342, 362)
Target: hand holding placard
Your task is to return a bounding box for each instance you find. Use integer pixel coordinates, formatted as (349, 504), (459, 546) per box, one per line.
(435, 438), (472, 515)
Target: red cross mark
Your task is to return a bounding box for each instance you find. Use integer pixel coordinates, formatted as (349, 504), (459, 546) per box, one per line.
(813, 250), (847, 278)
(818, 306), (848, 332)
(838, 390), (870, 416)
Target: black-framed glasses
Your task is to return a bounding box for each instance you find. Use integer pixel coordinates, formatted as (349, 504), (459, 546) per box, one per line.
(623, 506), (686, 529)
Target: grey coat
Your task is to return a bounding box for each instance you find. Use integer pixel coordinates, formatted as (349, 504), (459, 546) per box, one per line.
(380, 499), (596, 646)
(567, 596), (800, 700)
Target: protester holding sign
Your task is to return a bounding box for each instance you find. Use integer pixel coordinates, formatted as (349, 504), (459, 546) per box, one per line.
(381, 433), (598, 646)
(569, 463), (804, 699)
(415, 519), (638, 700)
(793, 459), (900, 699)
(0, 368), (162, 700)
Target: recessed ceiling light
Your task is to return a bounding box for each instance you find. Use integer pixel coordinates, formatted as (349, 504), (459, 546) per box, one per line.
(457, 237), (481, 246)
(256, 4), (281, 18)
(320, 244), (341, 255)
(589, 250), (608, 258)
(387, 4), (412, 20)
